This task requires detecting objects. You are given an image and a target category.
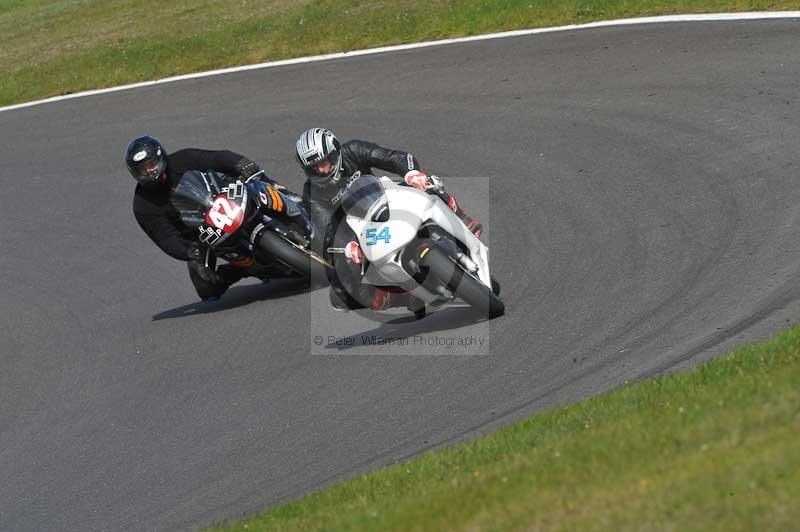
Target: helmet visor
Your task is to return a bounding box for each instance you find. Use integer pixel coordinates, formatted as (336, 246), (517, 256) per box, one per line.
(130, 156), (166, 184)
(304, 151), (340, 182)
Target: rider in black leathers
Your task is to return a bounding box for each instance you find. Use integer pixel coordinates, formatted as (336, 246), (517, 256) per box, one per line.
(126, 135), (287, 301)
(295, 127), (482, 310)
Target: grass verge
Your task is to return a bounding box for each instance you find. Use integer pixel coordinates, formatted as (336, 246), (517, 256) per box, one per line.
(210, 326), (800, 531)
(3, 0), (800, 107)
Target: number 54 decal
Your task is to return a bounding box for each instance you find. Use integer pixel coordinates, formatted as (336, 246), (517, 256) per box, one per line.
(365, 227), (391, 246)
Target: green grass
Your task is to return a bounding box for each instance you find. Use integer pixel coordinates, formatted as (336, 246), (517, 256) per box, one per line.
(2, 0), (800, 106)
(209, 326), (800, 531)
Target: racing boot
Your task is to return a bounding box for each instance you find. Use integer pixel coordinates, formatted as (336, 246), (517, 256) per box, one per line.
(188, 261), (226, 302)
(445, 194), (482, 238)
(371, 287), (413, 310)
(371, 288), (428, 319)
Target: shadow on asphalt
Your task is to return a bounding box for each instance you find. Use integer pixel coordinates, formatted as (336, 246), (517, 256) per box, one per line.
(323, 306), (489, 352)
(152, 278), (322, 320)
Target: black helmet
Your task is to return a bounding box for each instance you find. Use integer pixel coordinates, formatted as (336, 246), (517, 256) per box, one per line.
(295, 128), (342, 186)
(125, 135), (167, 185)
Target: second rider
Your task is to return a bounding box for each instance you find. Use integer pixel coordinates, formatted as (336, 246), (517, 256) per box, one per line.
(294, 127), (483, 310)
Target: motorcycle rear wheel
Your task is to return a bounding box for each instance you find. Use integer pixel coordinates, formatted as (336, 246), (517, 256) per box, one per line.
(256, 229), (327, 280)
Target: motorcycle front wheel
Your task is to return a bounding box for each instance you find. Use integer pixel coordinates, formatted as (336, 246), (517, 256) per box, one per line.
(420, 245), (505, 319)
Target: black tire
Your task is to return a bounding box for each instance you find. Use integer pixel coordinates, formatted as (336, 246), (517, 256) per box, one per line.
(491, 276), (501, 296)
(256, 229), (326, 280)
(421, 245), (504, 319)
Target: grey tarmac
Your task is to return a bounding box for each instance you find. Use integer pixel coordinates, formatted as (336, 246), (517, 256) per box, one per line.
(1, 19), (799, 532)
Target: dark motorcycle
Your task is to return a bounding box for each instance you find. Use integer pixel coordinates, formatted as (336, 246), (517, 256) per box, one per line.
(170, 170), (328, 281)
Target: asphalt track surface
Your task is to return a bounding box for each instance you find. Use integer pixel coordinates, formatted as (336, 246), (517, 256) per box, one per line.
(1, 19), (799, 532)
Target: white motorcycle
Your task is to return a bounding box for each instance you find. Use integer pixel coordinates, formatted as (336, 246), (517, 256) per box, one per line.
(335, 173), (504, 319)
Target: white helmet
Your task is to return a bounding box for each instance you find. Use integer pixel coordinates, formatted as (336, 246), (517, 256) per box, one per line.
(295, 128), (342, 185)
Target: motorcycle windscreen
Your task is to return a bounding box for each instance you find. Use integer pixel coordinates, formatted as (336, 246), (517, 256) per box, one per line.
(341, 174), (389, 222)
(170, 170), (222, 227)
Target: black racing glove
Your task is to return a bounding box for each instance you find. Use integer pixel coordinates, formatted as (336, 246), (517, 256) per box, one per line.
(186, 242), (205, 262)
(186, 243), (220, 284)
(235, 157), (262, 182)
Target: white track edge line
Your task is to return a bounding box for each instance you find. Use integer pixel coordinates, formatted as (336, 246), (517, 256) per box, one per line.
(1, 11), (798, 114)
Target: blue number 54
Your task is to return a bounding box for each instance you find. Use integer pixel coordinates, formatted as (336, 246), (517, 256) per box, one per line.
(365, 227), (391, 246)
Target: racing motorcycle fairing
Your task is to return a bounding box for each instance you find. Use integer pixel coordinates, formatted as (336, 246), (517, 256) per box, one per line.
(341, 175), (493, 305)
(172, 170), (247, 248)
(345, 177), (430, 264)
